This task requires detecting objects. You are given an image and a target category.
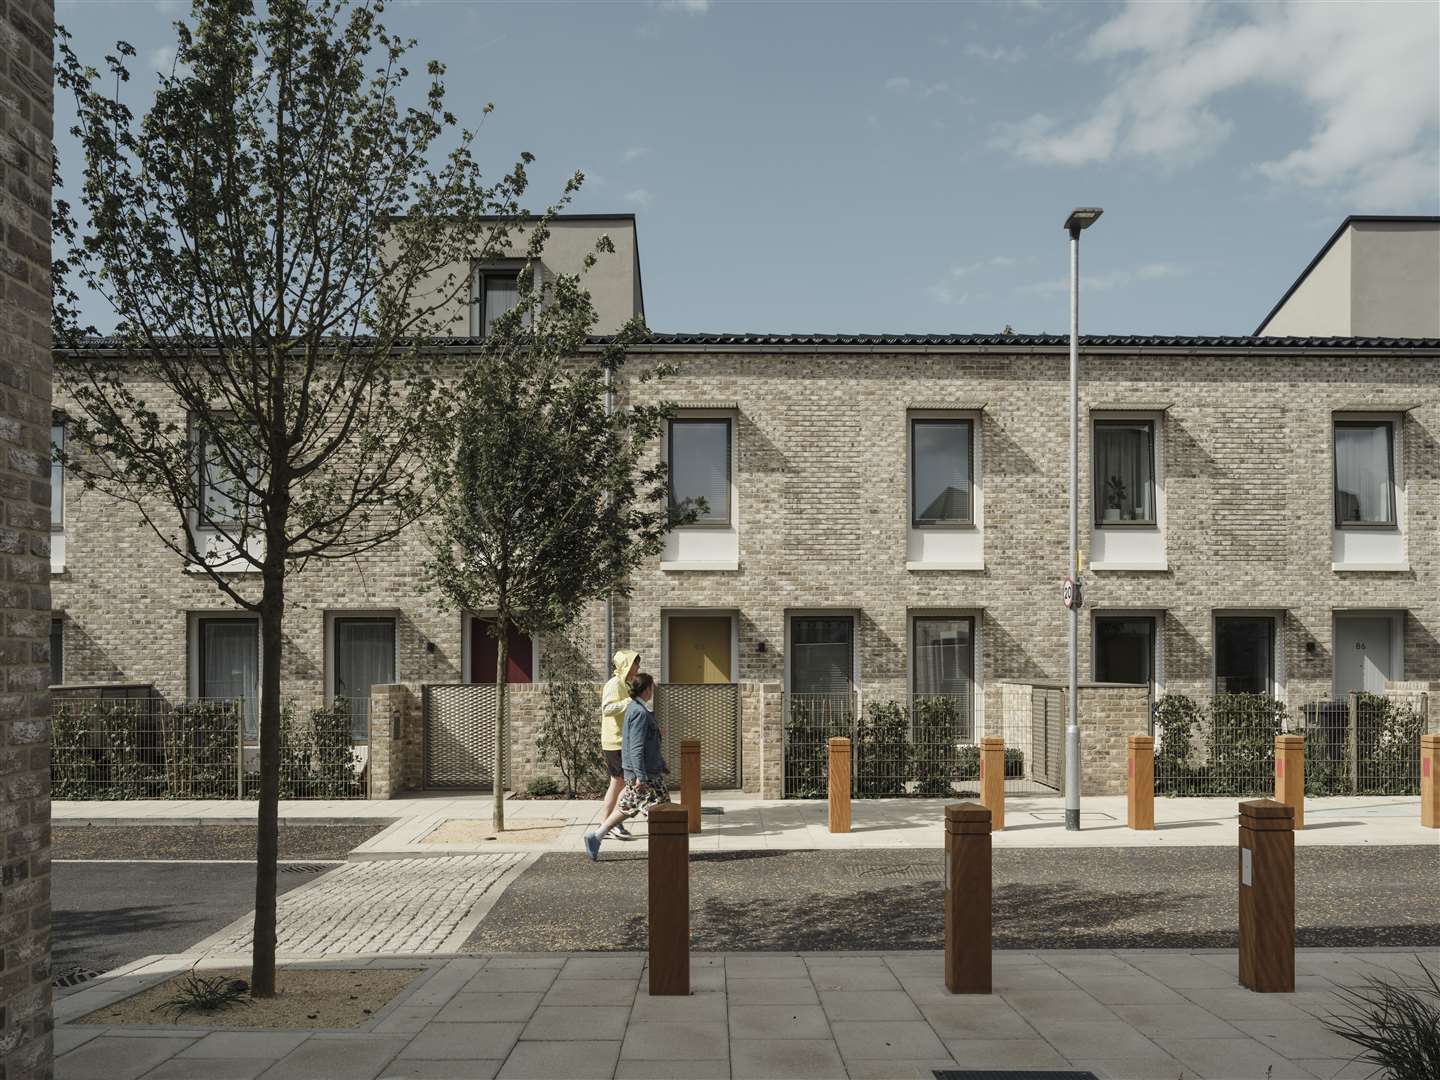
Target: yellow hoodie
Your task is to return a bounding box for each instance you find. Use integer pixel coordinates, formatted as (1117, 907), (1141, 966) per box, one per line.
(601, 649), (641, 751)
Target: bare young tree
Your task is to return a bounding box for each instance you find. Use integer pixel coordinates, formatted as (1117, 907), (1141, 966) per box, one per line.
(52, 0), (576, 995)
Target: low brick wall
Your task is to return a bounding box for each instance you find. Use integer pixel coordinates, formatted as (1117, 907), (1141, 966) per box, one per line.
(1001, 680), (1152, 796)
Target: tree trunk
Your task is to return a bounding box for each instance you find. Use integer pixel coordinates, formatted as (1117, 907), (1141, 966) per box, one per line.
(493, 619), (508, 832)
(250, 554), (285, 997)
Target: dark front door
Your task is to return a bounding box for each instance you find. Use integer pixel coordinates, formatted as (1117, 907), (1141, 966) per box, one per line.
(470, 617), (534, 684)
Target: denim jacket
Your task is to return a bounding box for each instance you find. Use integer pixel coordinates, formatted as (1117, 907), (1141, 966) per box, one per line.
(619, 698), (666, 781)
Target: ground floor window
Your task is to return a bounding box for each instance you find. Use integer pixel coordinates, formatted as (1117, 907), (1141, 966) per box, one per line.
(1095, 615), (1155, 687)
(790, 615), (854, 695)
(1215, 615), (1274, 696)
(333, 617), (396, 741)
(49, 618), (63, 686)
(470, 617), (534, 684)
(196, 616), (259, 737)
(912, 615), (974, 739)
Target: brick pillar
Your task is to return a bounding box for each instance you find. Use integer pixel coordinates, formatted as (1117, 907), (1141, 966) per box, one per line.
(757, 681), (784, 799)
(369, 684), (417, 799)
(0, 2), (56, 1074)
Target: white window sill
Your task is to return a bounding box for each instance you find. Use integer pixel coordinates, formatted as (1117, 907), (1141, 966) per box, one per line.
(660, 561), (739, 573)
(50, 563), (64, 576)
(1332, 562), (1410, 572)
(906, 561), (984, 571)
(1090, 561), (1169, 572)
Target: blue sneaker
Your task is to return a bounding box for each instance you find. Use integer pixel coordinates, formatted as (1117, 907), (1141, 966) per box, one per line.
(583, 831), (601, 862)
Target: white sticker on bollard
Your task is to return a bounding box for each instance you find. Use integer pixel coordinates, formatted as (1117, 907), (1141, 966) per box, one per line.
(1241, 847), (1253, 887)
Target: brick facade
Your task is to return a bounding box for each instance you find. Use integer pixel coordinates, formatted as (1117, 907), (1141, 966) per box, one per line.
(52, 340), (1440, 801)
(0, 0), (53, 1074)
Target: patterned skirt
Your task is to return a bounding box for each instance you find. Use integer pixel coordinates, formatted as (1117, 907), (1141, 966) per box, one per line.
(618, 776), (670, 817)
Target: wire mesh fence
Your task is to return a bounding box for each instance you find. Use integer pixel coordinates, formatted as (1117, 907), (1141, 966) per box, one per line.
(1153, 691), (1425, 797)
(52, 694), (368, 800)
(783, 693), (856, 798)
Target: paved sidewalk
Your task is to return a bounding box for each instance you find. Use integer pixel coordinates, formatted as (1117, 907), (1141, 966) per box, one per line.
(54, 948), (1436, 1079)
(55, 794), (1434, 853)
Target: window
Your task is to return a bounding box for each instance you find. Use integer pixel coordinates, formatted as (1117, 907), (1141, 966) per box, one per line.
(789, 616), (854, 695)
(49, 618), (63, 686)
(669, 418), (731, 526)
(1093, 419), (1155, 525)
(913, 616), (975, 739)
(333, 617), (396, 741)
(1334, 420), (1395, 526)
(50, 420), (63, 530)
(911, 419), (974, 526)
(1215, 616), (1274, 696)
(473, 268), (520, 338)
(470, 617), (534, 684)
(196, 423), (258, 527)
(197, 617), (259, 736)
(1095, 616), (1154, 686)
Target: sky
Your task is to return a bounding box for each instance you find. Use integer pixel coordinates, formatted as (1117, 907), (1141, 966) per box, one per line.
(54, 0), (1440, 336)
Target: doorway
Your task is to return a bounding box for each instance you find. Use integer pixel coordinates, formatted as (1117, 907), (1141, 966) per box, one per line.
(1334, 615), (1399, 695)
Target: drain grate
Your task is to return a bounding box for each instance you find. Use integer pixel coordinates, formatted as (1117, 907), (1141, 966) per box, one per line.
(700, 806), (724, 816)
(53, 967), (102, 989)
(279, 862), (337, 873)
(848, 862), (941, 882)
(934, 1072), (1099, 1080)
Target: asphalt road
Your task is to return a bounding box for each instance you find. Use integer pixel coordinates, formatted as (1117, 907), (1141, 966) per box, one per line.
(463, 846), (1440, 953)
(52, 824), (384, 978)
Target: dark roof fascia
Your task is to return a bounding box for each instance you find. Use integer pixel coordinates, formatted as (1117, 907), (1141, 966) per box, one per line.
(383, 212), (639, 225)
(1253, 215), (1440, 335)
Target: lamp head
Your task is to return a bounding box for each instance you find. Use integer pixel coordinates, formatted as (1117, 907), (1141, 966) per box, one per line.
(1064, 207), (1104, 233)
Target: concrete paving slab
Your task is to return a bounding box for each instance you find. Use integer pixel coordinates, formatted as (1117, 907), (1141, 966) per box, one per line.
(57, 1035), (198, 1080)
(258, 1036), (409, 1080)
(818, 989), (921, 1021)
(142, 1059), (271, 1079)
(178, 1031), (310, 1059)
(940, 1037), (1069, 1068)
(729, 1038), (848, 1079)
(831, 1020), (948, 1061)
(628, 992), (728, 1022)
(727, 1004), (831, 1039)
(520, 1005), (632, 1041)
(1155, 1035), (1321, 1079)
(433, 991), (544, 1023)
(721, 977), (819, 1005)
(379, 1061), (501, 1080)
(918, 998), (1037, 1039)
(398, 1022), (523, 1061)
(619, 1020), (728, 1060)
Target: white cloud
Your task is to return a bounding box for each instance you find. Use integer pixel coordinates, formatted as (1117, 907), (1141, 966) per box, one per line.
(658, 0), (709, 12)
(624, 189), (655, 207)
(963, 43), (1027, 63)
(885, 76), (958, 101)
(885, 76), (913, 94)
(928, 257), (1026, 305)
(992, 0), (1440, 208)
(622, 146), (650, 162)
(148, 46), (177, 74)
(1019, 262), (1186, 296)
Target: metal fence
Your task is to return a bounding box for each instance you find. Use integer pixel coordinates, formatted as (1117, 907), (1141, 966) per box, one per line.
(656, 683), (740, 789)
(51, 695), (367, 800)
(783, 692), (856, 798)
(423, 683), (506, 790)
(1154, 692), (1424, 797)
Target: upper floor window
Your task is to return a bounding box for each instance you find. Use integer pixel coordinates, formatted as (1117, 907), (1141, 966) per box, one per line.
(911, 418), (973, 527)
(1334, 419), (1395, 527)
(1094, 419), (1155, 526)
(472, 267), (520, 338)
(669, 418), (731, 526)
(196, 422), (259, 527)
(50, 420), (64, 530)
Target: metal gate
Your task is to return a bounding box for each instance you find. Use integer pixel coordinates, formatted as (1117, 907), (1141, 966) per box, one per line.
(1029, 686), (1065, 793)
(655, 683), (740, 789)
(423, 684), (506, 789)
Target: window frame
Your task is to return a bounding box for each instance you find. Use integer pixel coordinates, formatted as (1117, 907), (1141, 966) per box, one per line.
(1213, 614), (1277, 698)
(910, 614), (976, 695)
(194, 419), (257, 528)
(470, 263), (524, 339)
(910, 417), (976, 529)
(50, 417), (64, 532)
(49, 617), (63, 686)
(1332, 418), (1397, 529)
(192, 613), (261, 737)
(1092, 417), (1157, 528)
(667, 416), (733, 529)
(1092, 613), (1156, 687)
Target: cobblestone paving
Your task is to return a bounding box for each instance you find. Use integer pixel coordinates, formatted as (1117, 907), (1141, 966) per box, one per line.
(202, 855), (527, 956)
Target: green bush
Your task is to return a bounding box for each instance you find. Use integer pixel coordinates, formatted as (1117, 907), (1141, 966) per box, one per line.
(855, 700), (907, 796)
(526, 775), (563, 797)
(537, 681), (606, 797)
(1354, 693), (1424, 795)
(783, 696), (853, 798)
(911, 697), (964, 796)
(1323, 960), (1440, 1080)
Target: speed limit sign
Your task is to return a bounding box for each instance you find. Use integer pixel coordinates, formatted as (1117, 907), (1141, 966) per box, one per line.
(1063, 577), (1083, 611)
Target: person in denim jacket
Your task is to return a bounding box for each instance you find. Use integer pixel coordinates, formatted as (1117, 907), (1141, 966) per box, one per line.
(584, 672), (669, 860)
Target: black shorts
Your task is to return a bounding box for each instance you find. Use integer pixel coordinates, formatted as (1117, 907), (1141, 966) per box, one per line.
(603, 749), (624, 779)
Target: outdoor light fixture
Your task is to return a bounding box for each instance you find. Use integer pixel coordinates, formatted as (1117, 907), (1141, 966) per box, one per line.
(1064, 205), (1103, 831)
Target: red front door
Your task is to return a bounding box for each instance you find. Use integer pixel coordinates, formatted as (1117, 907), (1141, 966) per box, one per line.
(470, 618), (534, 683)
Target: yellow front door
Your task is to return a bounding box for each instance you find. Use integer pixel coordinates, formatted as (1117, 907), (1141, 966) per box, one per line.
(669, 616), (733, 683)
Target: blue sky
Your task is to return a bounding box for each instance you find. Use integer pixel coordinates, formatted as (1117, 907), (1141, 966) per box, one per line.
(55, 0), (1440, 336)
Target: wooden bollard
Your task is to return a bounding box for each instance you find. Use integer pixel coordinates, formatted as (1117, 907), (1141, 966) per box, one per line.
(1274, 734), (1304, 830)
(1127, 734), (1155, 830)
(979, 736), (1005, 831)
(944, 802), (992, 995)
(1422, 734), (1439, 829)
(680, 738), (702, 834)
(1238, 798), (1295, 994)
(647, 804), (689, 996)
(828, 737), (851, 833)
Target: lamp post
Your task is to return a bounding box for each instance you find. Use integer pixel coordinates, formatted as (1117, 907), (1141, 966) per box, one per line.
(1064, 206), (1102, 831)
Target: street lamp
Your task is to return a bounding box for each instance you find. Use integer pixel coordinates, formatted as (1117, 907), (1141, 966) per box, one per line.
(1064, 206), (1102, 832)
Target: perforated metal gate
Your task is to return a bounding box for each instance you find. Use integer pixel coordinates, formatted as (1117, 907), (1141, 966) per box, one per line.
(655, 683), (740, 789)
(1029, 686), (1065, 793)
(423, 683), (507, 789)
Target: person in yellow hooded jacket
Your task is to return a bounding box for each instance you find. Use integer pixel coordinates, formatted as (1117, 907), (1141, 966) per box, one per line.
(599, 648), (640, 840)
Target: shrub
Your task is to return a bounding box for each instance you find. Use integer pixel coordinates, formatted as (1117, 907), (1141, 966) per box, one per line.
(911, 697), (965, 797)
(1354, 693), (1424, 795)
(164, 699), (241, 798)
(526, 775), (562, 797)
(1323, 960), (1440, 1080)
(855, 700), (907, 796)
(537, 681), (606, 797)
(154, 968), (251, 1019)
(783, 695), (852, 798)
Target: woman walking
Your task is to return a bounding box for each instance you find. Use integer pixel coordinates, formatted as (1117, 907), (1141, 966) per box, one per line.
(599, 649), (640, 841)
(585, 672), (668, 860)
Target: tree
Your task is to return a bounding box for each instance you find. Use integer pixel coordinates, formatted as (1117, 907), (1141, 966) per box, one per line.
(51, 0), (575, 995)
(421, 258), (691, 831)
